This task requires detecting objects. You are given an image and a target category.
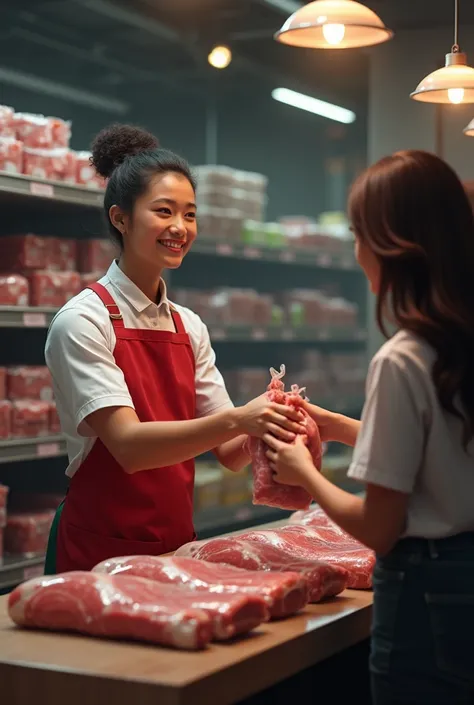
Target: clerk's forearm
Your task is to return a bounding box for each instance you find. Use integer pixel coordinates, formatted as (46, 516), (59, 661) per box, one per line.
(117, 409), (242, 472)
(332, 414), (361, 447)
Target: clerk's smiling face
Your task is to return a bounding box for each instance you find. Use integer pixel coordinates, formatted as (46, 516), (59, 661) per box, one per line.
(116, 171), (197, 271)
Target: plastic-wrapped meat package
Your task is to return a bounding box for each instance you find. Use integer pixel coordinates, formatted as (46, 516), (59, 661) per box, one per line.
(78, 239), (117, 273)
(93, 555), (309, 620)
(0, 234), (48, 271)
(0, 106), (15, 137)
(11, 400), (50, 439)
(9, 572), (269, 645)
(244, 365), (321, 511)
(0, 137), (23, 174)
(0, 484), (9, 512)
(0, 274), (29, 306)
(48, 402), (61, 434)
(28, 270), (81, 307)
(8, 572), (214, 650)
(175, 537), (349, 603)
(0, 400), (12, 439)
(75, 151), (106, 189)
(4, 510), (55, 557)
(0, 367), (6, 398)
(239, 524), (375, 590)
(13, 113), (53, 148)
(49, 238), (77, 271)
(7, 366), (53, 401)
(48, 117), (71, 148)
(23, 147), (74, 182)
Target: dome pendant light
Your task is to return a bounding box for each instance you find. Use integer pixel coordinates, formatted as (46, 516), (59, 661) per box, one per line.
(411, 0), (474, 104)
(464, 118), (474, 136)
(274, 0), (393, 50)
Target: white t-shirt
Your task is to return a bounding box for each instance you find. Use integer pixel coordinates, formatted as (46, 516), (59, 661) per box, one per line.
(45, 261), (233, 478)
(348, 330), (474, 539)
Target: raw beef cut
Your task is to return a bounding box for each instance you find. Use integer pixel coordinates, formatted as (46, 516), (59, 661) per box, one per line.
(0, 234), (49, 272)
(238, 524), (375, 590)
(13, 113), (53, 148)
(93, 555), (309, 620)
(10, 400), (50, 439)
(9, 571), (268, 645)
(175, 537), (348, 603)
(0, 137), (23, 174)
(8, 572), (213, 650)
(7, 366), (52, 401)
(245, 365), (322, 511)
(28, 270), (81, 307)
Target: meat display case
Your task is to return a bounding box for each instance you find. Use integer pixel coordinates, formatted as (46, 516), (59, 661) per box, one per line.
(0, 171), (368, 590)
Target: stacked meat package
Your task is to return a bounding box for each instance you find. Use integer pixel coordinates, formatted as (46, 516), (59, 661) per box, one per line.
(0, 366), (59, 440)
(0, 104), (105, 189)
(0, 234), (117, 307)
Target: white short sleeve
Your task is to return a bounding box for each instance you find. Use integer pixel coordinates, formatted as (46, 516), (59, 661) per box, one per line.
(193, 317), (234, 418)
(347, 349), (428, 493)
(45, 306), (134, 434)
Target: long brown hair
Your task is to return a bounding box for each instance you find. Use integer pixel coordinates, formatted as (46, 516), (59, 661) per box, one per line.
(349, 150), (474, 447)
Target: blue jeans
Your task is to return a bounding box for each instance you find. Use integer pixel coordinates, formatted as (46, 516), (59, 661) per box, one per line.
(371, 532), (474, 705)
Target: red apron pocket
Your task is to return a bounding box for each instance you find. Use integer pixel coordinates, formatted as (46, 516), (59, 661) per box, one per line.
(56, 521), (164, 573)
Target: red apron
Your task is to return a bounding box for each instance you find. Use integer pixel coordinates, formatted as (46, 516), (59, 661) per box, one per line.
(56, 282), (196, 573)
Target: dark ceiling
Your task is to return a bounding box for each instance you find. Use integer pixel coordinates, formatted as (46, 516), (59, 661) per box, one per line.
(2, 0), (474, 116)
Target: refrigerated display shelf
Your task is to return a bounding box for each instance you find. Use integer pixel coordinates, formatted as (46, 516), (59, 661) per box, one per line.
(0, 173), (103, 209)
(0, 555), (44, 591)
(0, 436), (66, 464)
(0, 308), (365, 344)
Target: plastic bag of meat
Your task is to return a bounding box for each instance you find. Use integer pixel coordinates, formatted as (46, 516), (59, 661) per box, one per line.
(11, 400), (50, 439)
(245, 365), (322, 510)
(0, 234), (49, 271)
(175, 537), (349, 603)
(28, 270), (81, 307)
(0, 400), (12, 439)
(49, 238), (77, 271)
(7, 366), (52, 401)
(8, 572), (214, 650)
(9, 571), (269, 646)
(0, 137), (23, 174)
(0, 274), (29, 306)
(237, 524), (375, 590)
(4, 510), (55, 557)
(13, 113), (53, 148)
(93, 555), (309, 620)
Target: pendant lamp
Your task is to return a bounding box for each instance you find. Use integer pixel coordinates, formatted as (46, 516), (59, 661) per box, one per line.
(411, 0), (474, 104)
(464, 118), (474, 136)
(274, 0), (393, 49)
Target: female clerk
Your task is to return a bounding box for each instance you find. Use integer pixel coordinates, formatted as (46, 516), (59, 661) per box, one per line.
(44, 124), (303, 574)
(265, 151), (474, 704)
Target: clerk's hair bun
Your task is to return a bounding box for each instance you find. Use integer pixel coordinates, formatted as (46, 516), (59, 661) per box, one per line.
(91, 124), (159, 179)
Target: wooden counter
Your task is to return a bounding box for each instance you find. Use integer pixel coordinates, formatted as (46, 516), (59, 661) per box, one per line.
(0, 588), (372, 705)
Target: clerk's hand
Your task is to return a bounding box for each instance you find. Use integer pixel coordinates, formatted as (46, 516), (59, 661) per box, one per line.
(264, 433), (316, 489)
(237, 395), (306, 441)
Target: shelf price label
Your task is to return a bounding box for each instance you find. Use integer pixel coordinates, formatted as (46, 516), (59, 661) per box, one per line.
(29, 182), (54, 198)
(243, 247), (261, 260)
(252, 328), (266, 341)
(216, 243), (233, 256)
(23, 312), (47, 328)
(37, 442), (61, 458)
(281, 328), (295, 341)
(280, 250), (295, 263)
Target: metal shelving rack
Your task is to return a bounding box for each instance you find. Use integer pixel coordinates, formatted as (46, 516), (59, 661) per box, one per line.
(0, 172), (367, 590)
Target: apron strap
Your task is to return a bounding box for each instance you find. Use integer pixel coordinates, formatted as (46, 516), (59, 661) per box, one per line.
(88, 282), (125, 330)
(170, 307), (187, 334)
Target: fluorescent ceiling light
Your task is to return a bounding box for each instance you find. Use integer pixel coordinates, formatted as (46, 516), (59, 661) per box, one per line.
(272, 87), (356, 124)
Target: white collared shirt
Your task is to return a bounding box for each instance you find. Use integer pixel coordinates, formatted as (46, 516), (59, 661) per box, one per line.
(45, 261), (233, 478)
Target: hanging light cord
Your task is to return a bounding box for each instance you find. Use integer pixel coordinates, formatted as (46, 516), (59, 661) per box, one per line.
(453, 0), (460, 52)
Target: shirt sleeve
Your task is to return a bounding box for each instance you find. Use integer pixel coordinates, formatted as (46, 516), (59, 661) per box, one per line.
(45, 306), (134, 434)
(194, 318), (234, 418)
(347, 351), (427, 493)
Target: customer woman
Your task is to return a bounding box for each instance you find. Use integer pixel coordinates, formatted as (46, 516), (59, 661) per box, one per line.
(44, 123), (304, 574)
(264, 150), (474, 704)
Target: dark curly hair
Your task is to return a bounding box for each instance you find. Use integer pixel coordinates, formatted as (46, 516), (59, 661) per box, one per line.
(91, 124), (196, 250)
(349, 150), (474, 449)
